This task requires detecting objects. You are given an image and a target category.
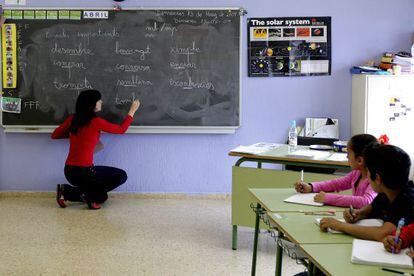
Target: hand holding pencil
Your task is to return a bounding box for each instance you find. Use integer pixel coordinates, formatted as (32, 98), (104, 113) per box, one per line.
(343, 206), (361, 223)
(294, 181), (312, 193)
(383, 235), (402, 253)
(294, 170), (313, 193)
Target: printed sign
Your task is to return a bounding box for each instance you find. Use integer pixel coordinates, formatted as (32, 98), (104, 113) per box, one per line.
(83, 11), (108, 19)
(46, 11), (58, 20)
(70, 11), (81, 20)
(248, 17), (331, 77)
(59, 11), (70, 20)
(2, 24), (18, 88)
(35, 10), (46, 19)
(1, 97), (21, 113)
(23, 10), (35, 19)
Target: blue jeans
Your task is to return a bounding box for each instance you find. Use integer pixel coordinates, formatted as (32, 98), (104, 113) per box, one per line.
(63, 165), (127, 203)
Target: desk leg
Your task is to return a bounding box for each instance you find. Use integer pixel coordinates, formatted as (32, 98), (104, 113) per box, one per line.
(275, 231), (283, 276)
(308, 262), (315, 276)
(251, 203), (261, 276)
(232, 225), (237, 250)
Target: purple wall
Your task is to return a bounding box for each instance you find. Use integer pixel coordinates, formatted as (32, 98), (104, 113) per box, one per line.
(1, 0), (414, 192)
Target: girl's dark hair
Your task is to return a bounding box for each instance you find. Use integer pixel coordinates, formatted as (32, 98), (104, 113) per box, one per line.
(70, 90), (101, 135)
(348, 134), (378, 157)
(364, 143), (412, 190)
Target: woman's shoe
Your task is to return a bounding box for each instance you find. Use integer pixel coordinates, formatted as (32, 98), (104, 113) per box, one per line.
(56, 184), (67, 208)
(87, 202), (101, 210)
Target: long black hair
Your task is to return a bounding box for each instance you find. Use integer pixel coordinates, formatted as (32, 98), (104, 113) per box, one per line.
(364, 143), (412, 190)
(70, 90), (102, 135)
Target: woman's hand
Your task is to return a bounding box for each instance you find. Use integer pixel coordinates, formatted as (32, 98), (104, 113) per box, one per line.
(128, 99), (141, 117)
(343, 208), (362, 223)
(94, 140), (104, 153)
(313, 191), (326, 203)
(319, 218), (343, 232)
(294, 181), (312, 193)
(407, 248), (414, 259)
(383, 235), (402, 253)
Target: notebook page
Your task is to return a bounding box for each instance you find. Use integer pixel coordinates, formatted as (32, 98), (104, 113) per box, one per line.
(284, 193), (323, 206)
(351, 239), (414, 269)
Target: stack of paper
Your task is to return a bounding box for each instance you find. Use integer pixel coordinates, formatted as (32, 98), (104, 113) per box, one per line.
(315, 218), (383, 234)
(230, 143), (280, 155)
(351, 239), (414, 269)
(284, 193), (323, 206)
(326, 153), (348, 162)
(286, 150), (316, 159)
(394, 55), (414, 74)
(286, 149), (331, 160)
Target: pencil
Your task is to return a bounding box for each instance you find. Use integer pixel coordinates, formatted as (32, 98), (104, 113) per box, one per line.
(381, 267), (411, 275)
(350, 205), (355, 219)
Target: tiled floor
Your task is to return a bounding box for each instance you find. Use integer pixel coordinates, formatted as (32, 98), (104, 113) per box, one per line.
(0, 194), (305, 275)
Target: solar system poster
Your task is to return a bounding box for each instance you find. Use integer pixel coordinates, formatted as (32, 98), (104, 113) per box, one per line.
(248, 17), (331, 77)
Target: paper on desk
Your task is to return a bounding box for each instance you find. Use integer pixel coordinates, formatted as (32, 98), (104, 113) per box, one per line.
(286, 150), (315, 158)
(351, 239), (414, 269)
(315, 218), (383, 234)
(326, 153), (348, 162)
(286, 150), (331, 160)
(230, 143), (280, 155)
(284, 193), (323, 206)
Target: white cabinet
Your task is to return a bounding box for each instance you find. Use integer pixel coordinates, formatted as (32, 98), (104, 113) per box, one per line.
(352, 74), (414, 177)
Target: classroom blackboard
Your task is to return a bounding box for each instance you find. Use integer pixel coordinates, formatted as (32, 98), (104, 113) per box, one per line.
(1, 8), (241, 133)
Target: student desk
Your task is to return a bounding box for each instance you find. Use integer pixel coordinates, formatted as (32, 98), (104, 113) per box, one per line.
(267, 212), (352, 245)
(248, 188), (347, 276)
(266, 212), (350, 276)
(249, 188), (346, 213)
(301, 244), (414, 276)
(229, 144), (349, 250)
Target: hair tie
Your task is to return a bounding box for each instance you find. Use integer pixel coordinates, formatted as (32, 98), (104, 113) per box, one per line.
(378, 134), (389, 145)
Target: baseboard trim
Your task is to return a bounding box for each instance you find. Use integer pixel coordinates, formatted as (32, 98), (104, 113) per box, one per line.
(0, 191), (231, 201)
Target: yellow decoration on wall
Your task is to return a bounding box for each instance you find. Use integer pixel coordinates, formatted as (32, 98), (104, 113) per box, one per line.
(2, 23), (17, 88)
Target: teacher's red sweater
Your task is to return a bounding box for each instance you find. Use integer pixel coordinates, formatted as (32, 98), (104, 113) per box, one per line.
(52, 115), (133, 167)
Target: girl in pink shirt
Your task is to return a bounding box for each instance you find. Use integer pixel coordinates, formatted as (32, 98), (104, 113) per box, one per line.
(294, 134), (379, 208)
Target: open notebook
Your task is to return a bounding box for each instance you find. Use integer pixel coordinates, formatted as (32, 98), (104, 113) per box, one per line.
(284, 193), (323, 206)
(352, 239), (414, 269)
(315, 218), (383, 234)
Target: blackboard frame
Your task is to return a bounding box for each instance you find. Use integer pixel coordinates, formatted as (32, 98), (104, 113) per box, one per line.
(0, 7), (244, 134)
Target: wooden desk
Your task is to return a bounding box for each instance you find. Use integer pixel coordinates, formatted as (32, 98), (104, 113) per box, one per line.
(230, 144), (349, 250)
(301, 244), (414, 276)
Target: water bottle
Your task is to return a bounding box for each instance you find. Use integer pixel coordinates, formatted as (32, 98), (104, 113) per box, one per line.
(411, 43), (414, 57)
(288, 120), (298, 149)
